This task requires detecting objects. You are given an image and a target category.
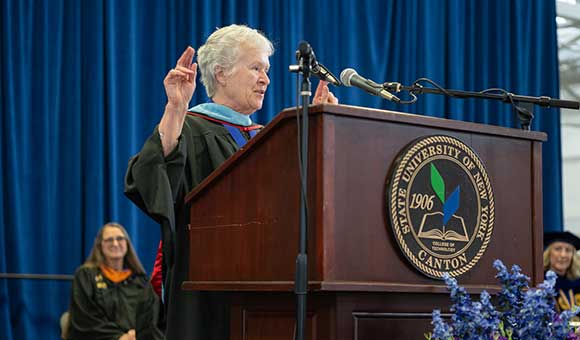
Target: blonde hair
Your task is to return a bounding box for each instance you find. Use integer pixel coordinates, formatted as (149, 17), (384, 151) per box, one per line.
(197, 24), (274, 97)
(83, 222), (145, 275)
(543, 243), (580, 279)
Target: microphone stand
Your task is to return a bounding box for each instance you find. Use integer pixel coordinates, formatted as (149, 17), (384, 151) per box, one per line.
(383, 81), (580, 130)
(289, 43), (312, 340)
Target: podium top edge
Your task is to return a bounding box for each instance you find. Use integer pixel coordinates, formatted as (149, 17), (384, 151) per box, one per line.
(277, 104), (547, 142)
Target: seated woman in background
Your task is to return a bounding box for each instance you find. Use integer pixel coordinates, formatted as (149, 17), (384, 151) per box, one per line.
(544, 230), (580, 312)
(66, 222), (163, 340)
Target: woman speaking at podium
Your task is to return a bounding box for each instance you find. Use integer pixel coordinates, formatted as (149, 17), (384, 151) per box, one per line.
(124, 24), (337, 339)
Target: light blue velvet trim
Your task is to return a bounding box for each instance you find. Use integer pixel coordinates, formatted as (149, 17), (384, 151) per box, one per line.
(187, 103), (254, 127)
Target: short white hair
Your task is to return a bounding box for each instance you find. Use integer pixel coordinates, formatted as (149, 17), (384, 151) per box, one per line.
(197, 24), (274, 98)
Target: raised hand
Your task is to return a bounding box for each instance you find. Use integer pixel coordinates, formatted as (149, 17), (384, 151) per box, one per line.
(159, 46), (198, 156)
(312, 80), (338, 105)
(164, 46), (198, 114)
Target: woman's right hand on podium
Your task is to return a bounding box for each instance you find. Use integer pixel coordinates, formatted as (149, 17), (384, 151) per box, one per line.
(118, 329), (136, 340)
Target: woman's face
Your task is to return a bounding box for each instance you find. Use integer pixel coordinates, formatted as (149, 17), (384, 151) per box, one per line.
(549, 241), (576, 275)
(100, 226), (128, 263)
(216, 46), (270, 115)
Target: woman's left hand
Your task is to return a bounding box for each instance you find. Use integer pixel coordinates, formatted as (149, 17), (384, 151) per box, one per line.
(312, 80), (338, 104)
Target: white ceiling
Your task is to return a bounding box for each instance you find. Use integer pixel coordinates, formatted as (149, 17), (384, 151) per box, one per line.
(558, 0), (580, 112)
(557, 0), (580, 230)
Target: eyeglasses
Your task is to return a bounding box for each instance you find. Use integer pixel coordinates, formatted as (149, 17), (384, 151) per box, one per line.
(102, 236), (127, 244)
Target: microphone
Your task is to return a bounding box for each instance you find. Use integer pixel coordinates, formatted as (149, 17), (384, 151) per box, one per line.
(311, 61), (341, 87)
(297, 41), (314, 61)
(294, 41), (341, 86)
(340, 68), (400, 103)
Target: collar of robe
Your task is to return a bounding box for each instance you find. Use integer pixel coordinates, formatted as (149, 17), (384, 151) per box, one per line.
(187, 102), (262, 131)
(99, 264), (133, 283)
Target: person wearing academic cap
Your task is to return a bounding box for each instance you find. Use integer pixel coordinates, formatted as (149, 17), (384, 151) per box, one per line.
(124, 24), (338, 339)
(543, 230), (580, 313)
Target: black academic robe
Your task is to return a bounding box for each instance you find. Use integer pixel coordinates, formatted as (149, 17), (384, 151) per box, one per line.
(554, 274), (580, 312)
(67, 266), (163, 340)
(125, 115), (242, 340)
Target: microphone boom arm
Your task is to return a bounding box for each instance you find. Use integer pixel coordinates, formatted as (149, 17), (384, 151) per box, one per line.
(383, 78), (580, 130)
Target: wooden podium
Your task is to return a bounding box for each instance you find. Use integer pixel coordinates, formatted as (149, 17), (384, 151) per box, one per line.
(183, 104), (546, 340)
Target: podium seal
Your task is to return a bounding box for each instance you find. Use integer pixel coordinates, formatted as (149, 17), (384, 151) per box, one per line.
(387, 135), (494, 279)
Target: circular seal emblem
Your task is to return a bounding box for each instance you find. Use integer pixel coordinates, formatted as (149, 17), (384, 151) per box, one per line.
(387, 135), (494, 279)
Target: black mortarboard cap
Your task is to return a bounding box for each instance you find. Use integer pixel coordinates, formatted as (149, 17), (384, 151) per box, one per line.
(544, 231), (580, 250)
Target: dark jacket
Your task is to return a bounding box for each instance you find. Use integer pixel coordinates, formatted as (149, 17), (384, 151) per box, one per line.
(124, 115), (241, 340)
(67, 265), (163, 340)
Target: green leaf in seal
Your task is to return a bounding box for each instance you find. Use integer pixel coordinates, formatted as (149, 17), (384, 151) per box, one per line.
(431, 163), (445, 203)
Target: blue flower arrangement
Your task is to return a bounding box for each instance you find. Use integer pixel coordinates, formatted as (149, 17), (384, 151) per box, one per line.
(427, 259), (579, 340)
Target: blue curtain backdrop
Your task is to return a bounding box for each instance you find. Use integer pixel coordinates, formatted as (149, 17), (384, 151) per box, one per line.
(0, 0), (562, 338)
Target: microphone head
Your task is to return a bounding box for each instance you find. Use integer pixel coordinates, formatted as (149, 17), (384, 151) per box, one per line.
(298, 41), (312, 59)
(340, 68), (358, 87)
